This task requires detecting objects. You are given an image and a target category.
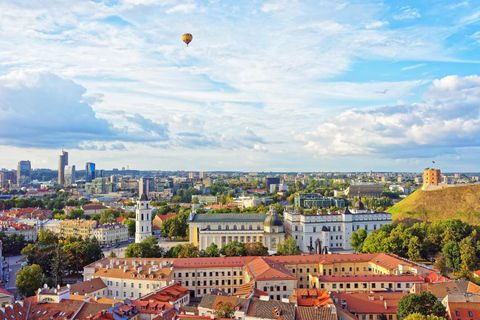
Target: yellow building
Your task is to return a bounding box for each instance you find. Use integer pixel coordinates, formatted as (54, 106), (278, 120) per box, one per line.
(59, 219), (98, 240)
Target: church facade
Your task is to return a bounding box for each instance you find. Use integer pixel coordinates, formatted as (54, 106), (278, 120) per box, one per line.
(283, 199), (392, 253)
(188, 205), (285, 251)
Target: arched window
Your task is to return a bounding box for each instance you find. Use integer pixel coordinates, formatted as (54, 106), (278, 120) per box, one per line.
(249, 225), (253, 230)
(233, 225), (237, 230)
(141, 214), (144, 220)
(218, 225), (222, 230)
(207, 225), (211, 230)
(257, 226), (261, 230)
(241, 225), (245, 230)
(146, 214), (149, 220)
(146, 204), (149, 209)
(226, 225), (230, 230)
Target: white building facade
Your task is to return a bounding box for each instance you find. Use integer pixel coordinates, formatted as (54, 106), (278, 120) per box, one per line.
(284, 200), (392, 253)
(92, 223), (129, 245)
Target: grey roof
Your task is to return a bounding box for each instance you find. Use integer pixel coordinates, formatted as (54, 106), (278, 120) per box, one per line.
(247, 299), (295, 320)
(198, 294), (217, 308)
(190, 213), (268, 223)
(140, 193), (148, 201)
(296, 306), (336, 320)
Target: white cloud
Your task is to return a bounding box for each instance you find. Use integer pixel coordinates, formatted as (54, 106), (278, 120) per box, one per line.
(0, 71), (170, 148)
(365, 21), (389, 29)
(297, 75), (480, 159)
(402, 63), (425, 71)
(166, 4), (197, 14)
(261, 2), (286, 13)
(393, 6), (420, 20)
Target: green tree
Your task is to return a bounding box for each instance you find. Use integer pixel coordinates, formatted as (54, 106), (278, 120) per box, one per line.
(125, 236), (162, 258)
(404, 314), (447, 320)
(109, 251), (117, 257)
(122, 219), (136, 236)
(214, 301), (235, 319)
(178, 243), (199, 258)
(408, 236), (421, 261)
(245, 242), (268, 256)
(460, 241), (477, 270)
(442, 241), (461, 272)
(199, 243), (220, 257)
(16, 264), (45, 297)
(433, 255), (447, 275)
(51, 245), (69, 287)
(68, 208), (85, 219)
(277, 236), (300, 256)
(351, 229), (367, 253)
(220, 241), (246, 257)
(99, 209), (118, 224)
(21, 243), (38, 264)
(38, 229), (56, 246)
(396, 292), (446, 320)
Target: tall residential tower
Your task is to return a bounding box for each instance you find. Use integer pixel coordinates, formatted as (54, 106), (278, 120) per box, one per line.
(58, 150), (68, 185)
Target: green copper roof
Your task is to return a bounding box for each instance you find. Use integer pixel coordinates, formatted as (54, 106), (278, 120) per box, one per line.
(190, 213), (268, 223)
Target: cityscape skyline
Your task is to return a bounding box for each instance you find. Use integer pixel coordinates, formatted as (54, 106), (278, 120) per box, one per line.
(1, 1), (480, 172)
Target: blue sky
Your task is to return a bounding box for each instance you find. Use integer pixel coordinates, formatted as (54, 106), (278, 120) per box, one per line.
(1, 0), (480, 172)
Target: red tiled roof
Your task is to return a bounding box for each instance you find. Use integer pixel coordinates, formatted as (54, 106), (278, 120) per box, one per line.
(332, 292), (406, 314)
(156, 213), (178, 221)
(425, 272), (450, 283)
(173, 256), (255, 269)
(245, 257), (296, 281)
(295, 289), (332, 307)
(448, 302), (480, 320)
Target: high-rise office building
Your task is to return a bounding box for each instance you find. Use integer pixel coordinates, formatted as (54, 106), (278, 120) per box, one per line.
(96, 169), (105, 178)
(17, 160), (31, 186)
(85, 162), (96, 182)
(65, 165), (76, 186)
(188, 172), (195, 179)
(0, 173), (6, 188)
(199, 172), (204, 179)
(139, 177), (155, 196)
(58, 150), (68, 185)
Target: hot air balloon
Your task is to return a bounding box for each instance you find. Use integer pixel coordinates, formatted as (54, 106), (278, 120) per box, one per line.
(182, 33), (193, 47)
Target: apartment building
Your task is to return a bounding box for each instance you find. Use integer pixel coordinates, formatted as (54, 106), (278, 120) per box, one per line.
(173, 257), (247, 297)
(59, 220), (98, 239)
(91, 223), (129, 245)
(83, 253), (432, 302)
(83, 258), (175, 300)
(312, 274), (424, 293)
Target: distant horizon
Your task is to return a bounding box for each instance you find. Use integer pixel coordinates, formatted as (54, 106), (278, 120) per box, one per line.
(1, 1), (480, 172)
(3, 165), (479, 176)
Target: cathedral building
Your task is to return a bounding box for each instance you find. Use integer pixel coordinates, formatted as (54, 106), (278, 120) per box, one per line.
(188, 205), (285, 251)
(135, 193), (152, 243)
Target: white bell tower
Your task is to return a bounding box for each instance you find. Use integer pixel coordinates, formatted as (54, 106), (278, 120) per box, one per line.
(135, 193), (152, 243)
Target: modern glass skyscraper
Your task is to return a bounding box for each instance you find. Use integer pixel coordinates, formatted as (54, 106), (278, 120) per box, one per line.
(65, 165), (76, 185)
(17, 160), (31, 186)
(85, 162), (95, 182)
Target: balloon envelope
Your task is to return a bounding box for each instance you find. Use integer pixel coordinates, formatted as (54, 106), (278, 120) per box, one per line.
(182, 33), (193, 46)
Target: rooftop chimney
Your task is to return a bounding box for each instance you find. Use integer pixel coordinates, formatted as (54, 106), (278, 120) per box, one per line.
(384, 301), (387, 310)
